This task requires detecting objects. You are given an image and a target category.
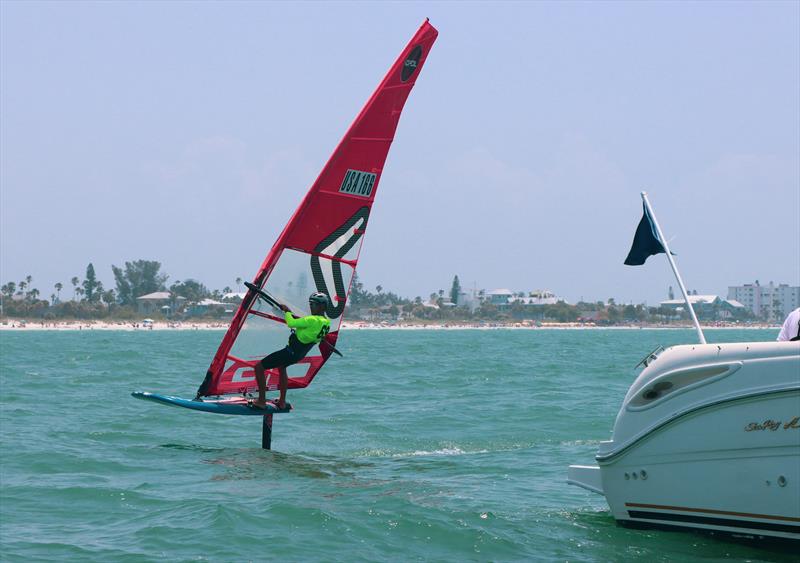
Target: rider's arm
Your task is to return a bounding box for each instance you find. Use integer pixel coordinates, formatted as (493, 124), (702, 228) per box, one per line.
(285, 312), (311, 328)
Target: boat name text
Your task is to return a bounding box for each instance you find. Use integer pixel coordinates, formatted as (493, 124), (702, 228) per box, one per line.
(339, 169), (376, 198)
(744, 416), (799, 432)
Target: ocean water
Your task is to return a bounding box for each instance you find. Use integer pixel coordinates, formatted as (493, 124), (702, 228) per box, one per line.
(0, 328), (794, 562)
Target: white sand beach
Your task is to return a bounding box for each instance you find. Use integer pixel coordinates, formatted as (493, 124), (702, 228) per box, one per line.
(0, 319), (780, 331)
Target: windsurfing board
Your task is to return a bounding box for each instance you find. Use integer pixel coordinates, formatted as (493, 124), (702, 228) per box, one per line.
(132, 391), (291, 416)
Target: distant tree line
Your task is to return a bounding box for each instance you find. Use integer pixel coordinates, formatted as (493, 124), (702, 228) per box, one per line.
(346, 274), (755, 325)
(1, 260), (227, 320)
(1, 265), (756, 324)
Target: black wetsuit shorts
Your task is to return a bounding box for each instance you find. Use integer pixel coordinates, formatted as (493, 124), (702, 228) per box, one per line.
(260, 333), (314, 369)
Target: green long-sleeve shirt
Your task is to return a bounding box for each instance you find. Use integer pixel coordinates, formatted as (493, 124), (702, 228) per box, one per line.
(285, 312), (330, 344)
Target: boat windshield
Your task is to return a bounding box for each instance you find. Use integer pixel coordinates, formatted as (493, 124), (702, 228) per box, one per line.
(634, 345), (665, 369)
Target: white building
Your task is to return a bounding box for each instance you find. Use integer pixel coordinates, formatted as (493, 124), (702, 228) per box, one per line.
(727, 281), (800, 321)
(483, 288), (566, 309)
(452, 287), (483, 312)
(516, 289), (561, 306)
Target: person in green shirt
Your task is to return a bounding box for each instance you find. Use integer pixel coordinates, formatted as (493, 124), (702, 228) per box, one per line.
(250, 292), (331, 410)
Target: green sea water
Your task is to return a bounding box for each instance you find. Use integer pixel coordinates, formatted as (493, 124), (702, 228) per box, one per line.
(0, 328), (794, 561)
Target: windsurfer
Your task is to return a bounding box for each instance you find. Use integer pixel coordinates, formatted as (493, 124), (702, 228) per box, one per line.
(250, 292), (331, 410)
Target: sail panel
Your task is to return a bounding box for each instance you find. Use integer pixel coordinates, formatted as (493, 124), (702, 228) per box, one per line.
(198, 20), (438, 398)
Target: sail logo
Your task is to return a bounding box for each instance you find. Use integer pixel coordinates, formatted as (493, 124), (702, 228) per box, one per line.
(401, 45), (422, 82)
(311, 207), (370, 319)
(339, 169), (377, 198)
(229, 365), (255, 383)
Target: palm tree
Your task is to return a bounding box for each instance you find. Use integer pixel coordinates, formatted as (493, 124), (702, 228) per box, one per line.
(30, 288), (40, 301)
(55, 282), (63, 303)
(51, 293), (56, 305)
(75, 287), (85, 301)
(102, 289), (116, 309)
(71, 277), (79, 300)
(18, 280), (27, 295)
(236, 277), (242, 292)
(3, 282), (15, 297)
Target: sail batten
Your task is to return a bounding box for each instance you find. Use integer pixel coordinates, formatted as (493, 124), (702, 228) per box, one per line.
(350, 137), (395, 142)
(197, 20), (438, 398)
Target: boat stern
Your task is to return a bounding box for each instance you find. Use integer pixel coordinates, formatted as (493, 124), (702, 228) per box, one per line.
(567, 464), (604, 495)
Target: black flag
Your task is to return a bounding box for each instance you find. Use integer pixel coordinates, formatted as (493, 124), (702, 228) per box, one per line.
(624, 203), (667, 265)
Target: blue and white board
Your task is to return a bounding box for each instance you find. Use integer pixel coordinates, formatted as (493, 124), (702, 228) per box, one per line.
(132, 391), (291, 416)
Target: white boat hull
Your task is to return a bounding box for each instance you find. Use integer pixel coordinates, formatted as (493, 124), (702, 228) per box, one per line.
(569, 341), (800, 542)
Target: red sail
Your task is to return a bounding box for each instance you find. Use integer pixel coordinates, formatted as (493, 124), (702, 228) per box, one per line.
(197, 20), (438, 398)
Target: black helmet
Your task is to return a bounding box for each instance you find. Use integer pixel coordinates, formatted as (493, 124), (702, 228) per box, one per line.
(309, 292), (329, 306)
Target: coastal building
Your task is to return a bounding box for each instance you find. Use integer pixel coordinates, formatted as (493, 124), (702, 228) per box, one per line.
(455, 288), (481, 312)
(361, 305), (402, 322)
(510, 290), (561, 306)
(188, 298), (229, 317)
(136, 292), (186, 316)
(485, 289), (514, 305)
(659, 295), (745, 320)
(483, 288), (567, 310)
(727, 281), (800, 321)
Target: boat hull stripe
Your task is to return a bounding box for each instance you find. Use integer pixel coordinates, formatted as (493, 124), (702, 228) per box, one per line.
(627, 511), (800, 534)
(625, 502), (800, 522)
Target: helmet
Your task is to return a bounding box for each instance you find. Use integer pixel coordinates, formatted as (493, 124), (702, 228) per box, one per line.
(308, 292), (329, 306)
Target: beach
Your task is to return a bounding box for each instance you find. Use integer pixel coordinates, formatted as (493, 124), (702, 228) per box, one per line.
(0, 319), (781, 331)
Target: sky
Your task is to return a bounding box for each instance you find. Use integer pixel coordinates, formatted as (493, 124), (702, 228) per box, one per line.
(1, 1), (798, 305)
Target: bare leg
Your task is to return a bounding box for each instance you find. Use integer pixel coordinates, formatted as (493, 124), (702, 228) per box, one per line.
(277, 367), (288, 409)
(251, 362), (268, 408)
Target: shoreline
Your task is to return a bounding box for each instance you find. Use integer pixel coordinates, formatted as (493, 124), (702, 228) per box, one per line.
(0, 319), (781, 332)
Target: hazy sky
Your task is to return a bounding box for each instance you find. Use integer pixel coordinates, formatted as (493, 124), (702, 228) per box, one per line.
(2, 1), (798, 305)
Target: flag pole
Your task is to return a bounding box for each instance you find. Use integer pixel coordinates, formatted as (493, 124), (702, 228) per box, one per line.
(640, 191), (706, 344)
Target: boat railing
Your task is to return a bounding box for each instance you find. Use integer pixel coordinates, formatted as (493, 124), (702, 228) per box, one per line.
(634, 345), (665, 369)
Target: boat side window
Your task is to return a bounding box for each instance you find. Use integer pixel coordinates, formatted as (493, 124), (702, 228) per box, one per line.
(628, 363), (741, 409)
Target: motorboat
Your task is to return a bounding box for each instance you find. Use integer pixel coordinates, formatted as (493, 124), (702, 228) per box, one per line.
(568, 340), (800, 542)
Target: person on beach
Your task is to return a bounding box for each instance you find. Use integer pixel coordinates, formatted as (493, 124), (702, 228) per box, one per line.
(777, 307), (800, 342)
(250, 292), (331, 410)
